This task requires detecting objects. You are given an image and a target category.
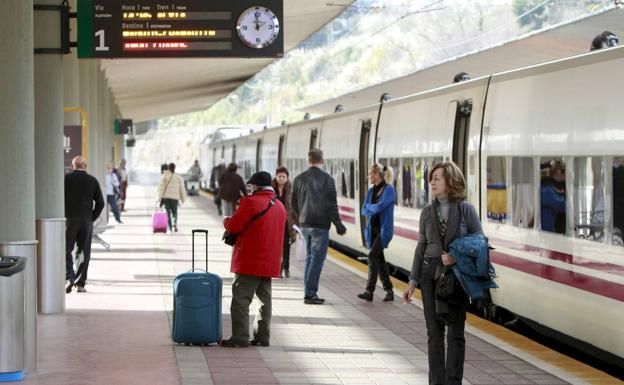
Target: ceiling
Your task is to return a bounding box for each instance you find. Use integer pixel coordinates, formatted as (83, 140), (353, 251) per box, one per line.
(101, 1), (353, 122)
(304, 7), (624, 115)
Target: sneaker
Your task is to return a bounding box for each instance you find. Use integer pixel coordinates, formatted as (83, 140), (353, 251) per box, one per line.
(383, 290), (395, 302)
(76, 286), (87, 293)
(284, 270), (290, 278)
(220, 338), (249, 348)
(357, 291), (373, 302)
(250, 339), (270, 347)
(174, 225), (178, 232)
(65, 280), (74, 294)
(303, 295), (325, 305)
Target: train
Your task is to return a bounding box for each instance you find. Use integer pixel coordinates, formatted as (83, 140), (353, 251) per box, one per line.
(201, 45), (624, 369)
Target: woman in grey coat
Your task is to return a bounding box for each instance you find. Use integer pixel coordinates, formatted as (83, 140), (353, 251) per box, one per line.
(402, 161), (482, 385)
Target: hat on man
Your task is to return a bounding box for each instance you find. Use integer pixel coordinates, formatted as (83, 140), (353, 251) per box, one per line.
(247, 171), (272, 187)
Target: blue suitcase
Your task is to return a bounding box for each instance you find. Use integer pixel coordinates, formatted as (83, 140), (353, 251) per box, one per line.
(172, 229), (222, 345)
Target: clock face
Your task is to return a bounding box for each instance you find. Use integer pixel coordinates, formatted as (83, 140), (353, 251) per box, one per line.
(236, 7), (280, 49)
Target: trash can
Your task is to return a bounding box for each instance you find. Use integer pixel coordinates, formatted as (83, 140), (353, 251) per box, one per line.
(0, 256), (26, 382)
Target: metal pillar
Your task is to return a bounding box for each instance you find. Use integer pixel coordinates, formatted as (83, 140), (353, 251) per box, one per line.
(34, 0), (66, 316)
(0, 0), (37, 374)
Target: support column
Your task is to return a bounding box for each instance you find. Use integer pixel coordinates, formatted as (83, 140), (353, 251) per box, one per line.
(0, 0), (37, 376)
(34, 0), (66, 316)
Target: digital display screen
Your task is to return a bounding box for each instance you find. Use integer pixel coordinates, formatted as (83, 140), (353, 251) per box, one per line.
(77, 0), (283, 58)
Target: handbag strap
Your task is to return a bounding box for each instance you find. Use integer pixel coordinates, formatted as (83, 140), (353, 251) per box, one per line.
(162, 174), (173, 196)
(241, 196), (277, 232)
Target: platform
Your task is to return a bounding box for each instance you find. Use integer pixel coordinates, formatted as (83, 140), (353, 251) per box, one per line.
(23, 185), (622, 385)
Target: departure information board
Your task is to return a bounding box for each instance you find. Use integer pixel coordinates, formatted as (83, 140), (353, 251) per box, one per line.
(77, 0), (283, 58)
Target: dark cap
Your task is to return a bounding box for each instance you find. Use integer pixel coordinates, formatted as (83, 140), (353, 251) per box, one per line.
(247, 171), (272, 187)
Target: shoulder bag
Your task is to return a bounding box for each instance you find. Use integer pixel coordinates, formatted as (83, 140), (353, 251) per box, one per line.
(159, 175), (173, 208)
(222, 197), (276, 246)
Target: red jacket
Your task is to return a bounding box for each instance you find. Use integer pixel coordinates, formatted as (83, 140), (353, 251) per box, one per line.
(224, 189), (286, 278)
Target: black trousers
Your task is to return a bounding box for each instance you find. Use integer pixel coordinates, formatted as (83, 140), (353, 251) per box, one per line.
(365, 236), (393, 293)
(420, 258), (467, 385)
(281, 224), (290, 272)
(65, 217), (94, 287)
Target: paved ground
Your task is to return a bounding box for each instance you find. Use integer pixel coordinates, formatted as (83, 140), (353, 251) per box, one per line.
(23, 185), (580, 385)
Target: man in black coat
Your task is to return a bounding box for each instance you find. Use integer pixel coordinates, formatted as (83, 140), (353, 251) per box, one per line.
(291, 149), (346, 305)
(65, 156), (105, 293)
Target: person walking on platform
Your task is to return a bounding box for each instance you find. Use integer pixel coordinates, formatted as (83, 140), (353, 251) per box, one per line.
(157, 163), (186, 233)
(358, 163), (396, 302)
(271, 166), (297, 278)
(188, 159), (202, 181)
(65, 156), (105, 293)
(118, 159), (128, 212)
(218, 163), (247, 217)
(292, 149), (347, 305)
(210, 159), (227, 215)
(106, 162), (123, 224)
(402, 161), (483, 385)
(221, 171), (286, 348)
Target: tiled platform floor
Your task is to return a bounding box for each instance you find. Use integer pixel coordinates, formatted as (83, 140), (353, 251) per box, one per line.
(22, 185), (592, 385)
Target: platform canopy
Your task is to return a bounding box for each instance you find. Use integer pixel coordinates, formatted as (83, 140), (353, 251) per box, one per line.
(101, 1), (353, 122)
(303, 7), (624, 116)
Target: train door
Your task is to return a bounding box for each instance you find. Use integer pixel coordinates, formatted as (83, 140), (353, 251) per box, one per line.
(451, 100), (472, 176)
(309, 128), (318, 150)
(358, 120), (372, 243)
(277, 134), (285, 167)
(256, 138), (263, 172)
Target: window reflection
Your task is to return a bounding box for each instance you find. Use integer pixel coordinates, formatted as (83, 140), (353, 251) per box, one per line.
(613, 157), (624, 246)
(512, 157), (534, 228)
(540, 158), (566, 234)
(573, 157), (604, 241)
(487, 157), (507, 223)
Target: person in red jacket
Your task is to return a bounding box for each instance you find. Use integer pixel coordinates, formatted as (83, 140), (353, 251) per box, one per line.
(221, 171), (287, 348)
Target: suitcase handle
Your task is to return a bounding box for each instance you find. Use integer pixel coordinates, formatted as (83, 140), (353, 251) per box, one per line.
(192, 229), (208, 271)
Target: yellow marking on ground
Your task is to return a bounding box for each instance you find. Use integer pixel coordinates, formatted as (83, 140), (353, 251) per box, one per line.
(326, 248), (623, 385)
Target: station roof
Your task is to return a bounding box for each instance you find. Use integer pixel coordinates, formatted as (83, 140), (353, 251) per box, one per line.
(101, 1), (353, 122)
(303, 7), (624, 116)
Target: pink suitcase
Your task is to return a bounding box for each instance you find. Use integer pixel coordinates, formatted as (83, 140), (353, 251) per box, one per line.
(152, 211), (168, 233)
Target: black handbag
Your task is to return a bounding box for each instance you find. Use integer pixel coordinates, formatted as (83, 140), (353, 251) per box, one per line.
(222, 197), (276, 246)
(435, 265), (460, 301)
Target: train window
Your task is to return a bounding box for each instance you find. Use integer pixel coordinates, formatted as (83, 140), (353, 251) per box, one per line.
(573, 157), (604, 242)
(349, 160), (355, 199)
(511, 157), (534, 228)
(377, 157), (440, 209)
(487, 157), (507, 223)
(613, 157), (624, 246)
(540, 157), (566, 235)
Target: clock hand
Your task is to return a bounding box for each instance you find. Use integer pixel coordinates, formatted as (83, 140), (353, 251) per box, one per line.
(254, 14), (260, 31)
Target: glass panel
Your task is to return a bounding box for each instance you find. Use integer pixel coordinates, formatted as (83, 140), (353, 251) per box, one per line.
(511, 157), (534, 228)
(573, 157), (604, 241)
(540, 158), (566, 234)
(613, 157), (624, 246)
(487, 157), (507, 223)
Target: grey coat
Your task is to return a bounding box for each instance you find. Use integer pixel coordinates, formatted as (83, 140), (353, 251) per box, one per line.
(409, 199), (482, 287)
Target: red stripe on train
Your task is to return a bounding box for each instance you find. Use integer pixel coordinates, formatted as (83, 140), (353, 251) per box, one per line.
(393, 215), (624, 275)
(340, 213), (356, 224)
(390, 223), (624, 302)
(489, 251), (624, 302)
(338, 205), (355, 213)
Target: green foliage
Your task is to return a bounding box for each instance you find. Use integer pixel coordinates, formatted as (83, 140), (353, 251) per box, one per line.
(157, 0), (610, 129)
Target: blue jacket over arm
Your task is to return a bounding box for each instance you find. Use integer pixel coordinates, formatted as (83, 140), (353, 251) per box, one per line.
(449, 233), (498, 300)
(361, 184), (395, 249)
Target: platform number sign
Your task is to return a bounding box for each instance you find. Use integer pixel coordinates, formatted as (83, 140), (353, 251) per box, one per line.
(77, 0), (283, 58)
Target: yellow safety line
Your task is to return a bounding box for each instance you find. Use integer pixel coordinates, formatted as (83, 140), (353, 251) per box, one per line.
(326, 248), (623, 385)
(64, 107), (89, 161)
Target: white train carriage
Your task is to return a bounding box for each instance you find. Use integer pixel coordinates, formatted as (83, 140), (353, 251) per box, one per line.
(206, 46), (624, 368)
